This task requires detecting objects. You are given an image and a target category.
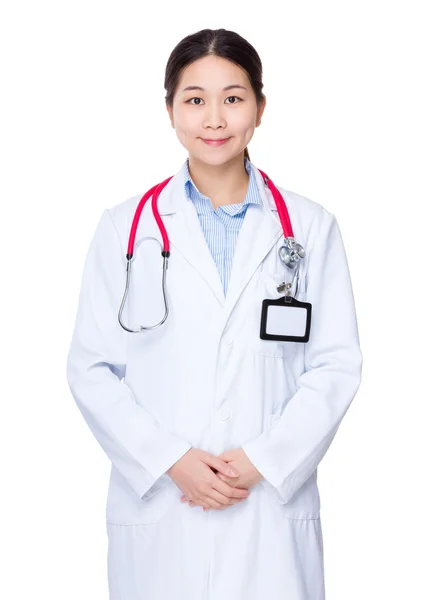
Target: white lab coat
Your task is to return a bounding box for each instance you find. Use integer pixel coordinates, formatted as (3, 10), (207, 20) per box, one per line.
(66, 160), (363, 600)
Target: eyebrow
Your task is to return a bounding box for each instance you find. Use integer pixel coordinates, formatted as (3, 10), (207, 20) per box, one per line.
(181, 84), (247, 93)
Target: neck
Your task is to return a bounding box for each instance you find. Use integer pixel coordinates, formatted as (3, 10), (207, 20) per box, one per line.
(187, 153), (249, 206)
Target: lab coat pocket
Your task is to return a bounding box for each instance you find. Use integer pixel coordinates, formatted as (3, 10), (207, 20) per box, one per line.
(106, 466), (174, 525)
(253, 270), (307, 359)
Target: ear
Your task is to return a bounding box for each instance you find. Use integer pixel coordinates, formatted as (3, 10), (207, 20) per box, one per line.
(256, 96), (267, 127)
(166, 103), (174, 128)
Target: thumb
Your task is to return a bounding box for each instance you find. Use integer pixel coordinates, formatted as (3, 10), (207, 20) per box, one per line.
(206, 454), (239, 477)
(218, 451), (233, 461)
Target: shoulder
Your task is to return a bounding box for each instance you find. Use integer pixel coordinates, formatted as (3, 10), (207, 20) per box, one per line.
(275, 185), (335, 250)
(100, 193), (144, 248)
(107, 193), (142, 224)
(277, 185), (332, 222)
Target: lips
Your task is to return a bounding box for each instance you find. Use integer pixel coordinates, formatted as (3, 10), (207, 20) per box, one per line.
(201, 137), (230, 146)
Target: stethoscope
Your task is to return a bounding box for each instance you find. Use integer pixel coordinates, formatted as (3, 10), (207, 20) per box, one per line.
(118, 168), (305, 333)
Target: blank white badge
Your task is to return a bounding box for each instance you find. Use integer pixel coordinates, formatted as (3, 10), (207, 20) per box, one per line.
(260, 297), (312, 342)
(266, 304), (307, 336)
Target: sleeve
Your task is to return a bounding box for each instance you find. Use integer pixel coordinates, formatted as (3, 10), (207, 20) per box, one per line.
(66, 209), (192, 500)
(242, 209), (363, 505)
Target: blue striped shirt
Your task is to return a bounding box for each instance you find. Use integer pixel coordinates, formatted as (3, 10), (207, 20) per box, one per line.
(183, 157), (262, 295)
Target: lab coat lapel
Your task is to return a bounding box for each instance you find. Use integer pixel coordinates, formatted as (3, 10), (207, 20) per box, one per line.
(140, 165), (226, 306)
(221, 165), (283, 323)
(138, 161), (283, 324)
(166, 197), (227, 306)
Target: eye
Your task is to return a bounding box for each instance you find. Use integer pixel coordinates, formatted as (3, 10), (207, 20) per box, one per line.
(187, 97), (203, 105)
(225, 96), (242, 104)
(186, 96), (243, 105)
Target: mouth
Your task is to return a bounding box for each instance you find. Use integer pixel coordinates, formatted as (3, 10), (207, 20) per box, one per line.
(200, 137), (231, 147)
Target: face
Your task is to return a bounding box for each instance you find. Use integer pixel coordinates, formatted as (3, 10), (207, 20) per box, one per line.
(167, 55), (266, 165)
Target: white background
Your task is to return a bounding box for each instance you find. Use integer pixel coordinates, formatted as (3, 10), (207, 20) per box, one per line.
(1, 1), (427, 598)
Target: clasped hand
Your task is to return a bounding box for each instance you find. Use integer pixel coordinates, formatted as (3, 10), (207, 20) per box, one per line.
(167, 447), (263, 512)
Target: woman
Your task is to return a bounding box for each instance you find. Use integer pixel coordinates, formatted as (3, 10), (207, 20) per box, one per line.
(66, 28), (363, 600)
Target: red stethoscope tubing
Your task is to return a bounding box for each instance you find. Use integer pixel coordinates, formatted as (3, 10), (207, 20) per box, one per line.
(126, 168), (293, 259)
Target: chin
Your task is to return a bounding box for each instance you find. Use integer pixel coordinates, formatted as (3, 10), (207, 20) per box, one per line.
(191, 152), (231, 165)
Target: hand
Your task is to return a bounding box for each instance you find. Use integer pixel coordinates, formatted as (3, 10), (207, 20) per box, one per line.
(168, 448), (251, 511)
(180, 448), (264, 511)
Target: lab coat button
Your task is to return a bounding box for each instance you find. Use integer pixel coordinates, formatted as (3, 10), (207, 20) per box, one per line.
(220, 409), (231, 421)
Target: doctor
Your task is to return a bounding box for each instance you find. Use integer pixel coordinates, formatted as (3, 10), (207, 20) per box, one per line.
(66, 27), (363, 600)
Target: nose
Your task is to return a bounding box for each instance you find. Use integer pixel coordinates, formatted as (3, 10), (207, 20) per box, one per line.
(203, 103), (227, 130)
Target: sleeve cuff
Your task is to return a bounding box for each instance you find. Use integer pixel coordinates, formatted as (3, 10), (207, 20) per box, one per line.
(243, 441), (291, 505)
(138, 438), (192, 499)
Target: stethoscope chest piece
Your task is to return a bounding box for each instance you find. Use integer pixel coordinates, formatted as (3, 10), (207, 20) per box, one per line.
(278, 237), (306, 269)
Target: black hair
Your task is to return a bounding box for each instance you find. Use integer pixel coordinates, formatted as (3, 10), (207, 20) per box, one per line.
(164, 28), (265, 162)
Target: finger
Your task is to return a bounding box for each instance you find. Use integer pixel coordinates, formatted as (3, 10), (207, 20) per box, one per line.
(205, 455), (239, 477)
(216, 473), (243, 488)
(212, 476), (251, 499)
(189, 500), (210, 510)
(218, 455), (234, 465)
(199, 499), (242, 510)
(201, 495), (224, 510)
(206, 488), (247, 507)
(211, 496), (245, 507)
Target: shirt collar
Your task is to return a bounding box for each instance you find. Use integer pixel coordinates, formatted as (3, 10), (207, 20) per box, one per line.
(182, 156), (262, 215)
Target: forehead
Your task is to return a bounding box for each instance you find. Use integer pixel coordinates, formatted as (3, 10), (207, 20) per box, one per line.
(178, 56), (248, 91)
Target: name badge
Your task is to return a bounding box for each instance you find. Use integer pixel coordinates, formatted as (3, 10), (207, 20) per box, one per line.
(260, 295), (312, 342)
